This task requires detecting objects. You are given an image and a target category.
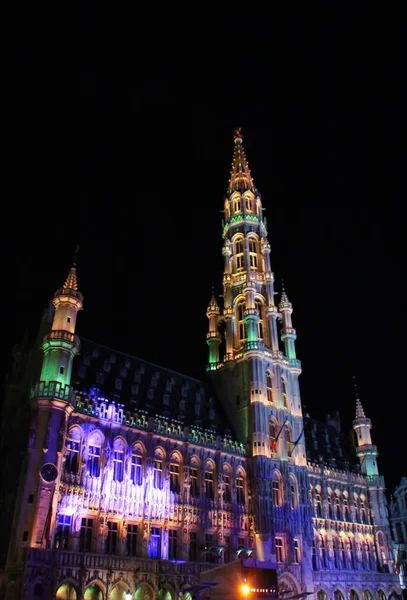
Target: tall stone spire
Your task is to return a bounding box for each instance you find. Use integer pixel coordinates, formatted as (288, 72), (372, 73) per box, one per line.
(227, 128), (256, 194)
(63, 263), (78, 292)
(354, 376), (366, 418)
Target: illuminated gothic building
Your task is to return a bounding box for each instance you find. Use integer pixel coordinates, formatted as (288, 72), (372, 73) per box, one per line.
(389, 478), (407, 594)
(0, 130), (401, 600)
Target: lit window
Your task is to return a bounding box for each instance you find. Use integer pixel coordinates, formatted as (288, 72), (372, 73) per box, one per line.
(266, 372), (273, 404)
(170, 462), (180, 493)
(205, 469), (214, 500)
(233, 197), (241, 213)
(286, 425), (294, 457)
(154, 459), (163, 489)
(224, 474), (231, 503)
(235, 239), (245, 271)
(282, 379), (288, 409)
(246, 196), (253, 212)
(131, 450), (143, 485)
(150, 527), (161, 559)
(190, 467), (199, 498)
(294, 538), (300, 563)
(315, 490), (323, 517)
(87, 445), (100, 477)
(290, 478), (298, 509)
(113, 449), (124, 482)
(55, 514), (71, 549)
(65, 438), (79, 473)
(249, 238), (258, 268)
(272, 479), (282, 506)
(255, 300), (263, 338)
(236, 476), (245, 504)
(270, 421), (277, 455)
(275, 537), (284, 562)
(237, 302), (246, 343)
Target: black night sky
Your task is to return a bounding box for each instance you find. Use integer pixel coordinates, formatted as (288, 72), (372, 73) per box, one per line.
(3, 6), (407, 493)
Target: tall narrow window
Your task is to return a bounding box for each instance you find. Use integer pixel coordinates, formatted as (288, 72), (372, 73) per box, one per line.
(65, 438), (79, 473)
(131, 449), (143, 485)
(235, 240), (244, 271)
(266, 372), (273, 404)
(205, 533), (213, 562)
(275, 537), (284, 562)
(126, 524), (138, 556)
(236, 475), (245, 505)
(290, 477), (298, 509)
(79, 518), (93, 552)
(272, 478), (282, 506)
(224, 473), (231, 503)
(205, 469), (214, 500)
(189, 531), (197, 561)
(360, 497), (367, 524)
(255, 300), (263, 338)
(340, 538), (346, 567)
(150, 527), (161, 559)
(315, 489), (323, 517)
(294, 539), (300, 563)
(320, 537), (327, 567)
(105, 522), (118, 554)
(286, 425), (294, 457)
(233, 197), (241, 213)
(113, 448), (124, 482)
(154, 458), (163, 489)
(246, 196), (253, 212)
(170, 461), (180, 493)
(343, 495), (350, 521)
(270, 421), (277, 455)
(249, 238), (258, 268)
(237, 302), (246, 342)
(282, 379), (288, 409)
(190, 467), (199, 498)
(335, 494), (341, 519)
(328, 495), (334, 519)
(311, 539), (317, 570)
(55, 514), (71, 549)
(87, 445), (100, 477)
(168, 530), (177, 559)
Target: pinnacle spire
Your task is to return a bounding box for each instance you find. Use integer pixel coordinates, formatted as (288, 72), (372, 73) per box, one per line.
(353, 376), (366, 419)
(63, 245), (79, 292)
(227, 128), (256, 194)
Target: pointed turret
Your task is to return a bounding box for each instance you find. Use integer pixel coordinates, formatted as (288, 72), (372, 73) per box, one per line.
(227, 128), (256, 194)
(352, 378), (379, 476)
(206, 284), (221, 369)
(279, 281), (297, 359)
(39, 258), (83, 388)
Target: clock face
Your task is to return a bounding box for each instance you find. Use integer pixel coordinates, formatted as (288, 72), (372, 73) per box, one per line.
(40, 463), (58, 483)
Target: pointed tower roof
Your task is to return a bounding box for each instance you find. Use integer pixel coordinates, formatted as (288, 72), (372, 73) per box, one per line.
(278, 280), (292, 310)
(207, 283), (220, 314)
(353, 376), (366, 419)
(227, 128), (256, 194)
(63, 263), (78, 292)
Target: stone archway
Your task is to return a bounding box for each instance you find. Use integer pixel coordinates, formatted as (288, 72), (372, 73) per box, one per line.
(56, 582), (78, 599)
(84, 583), (105, 600)
(110, 583), (131, 600)
(135, 583), (155, 600)
(158, 586), (175, 600)
(278, 573), (300, 597)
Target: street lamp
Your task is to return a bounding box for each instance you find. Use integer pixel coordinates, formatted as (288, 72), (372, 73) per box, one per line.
(241, 584), (250, 596)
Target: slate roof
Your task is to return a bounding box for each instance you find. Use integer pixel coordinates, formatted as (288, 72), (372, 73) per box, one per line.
(71, 337), (231, 435)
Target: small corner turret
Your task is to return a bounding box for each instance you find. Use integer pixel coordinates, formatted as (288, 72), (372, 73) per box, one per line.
(39, 255), (84, 389)
(206, 284), (221, 370)
(352, 377), (379, 476)
(278, 281), (297, 360)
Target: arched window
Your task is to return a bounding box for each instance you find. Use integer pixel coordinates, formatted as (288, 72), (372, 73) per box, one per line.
(204, 462), (215, 500)
(327, 491), (334, 519)
(236, 470), (245, 505)
(65, 428), (81, 474)
(113, 439), (125, 482)
(340, 537), (346, 567)
(235, 238), (245, 271)
(343, 492), (350, 521)
(246, 195), (254, 212)
(154, 449), (164, 490)
(289, 474), (298, 509)
(266, 372), (274, 404)
(249, 238), (258, 268)
(360, 495), (367, 524)
(378, 591), (386, 600)
(354, 494), (360, 523)
(349, 538), (356, 568)
(335, 492), (341, 519)
(237, 301), (246, 343)
(286, 424), (294, 458)
(255, 300), (264, 338)
(317, 591), (327, 600)
(223, 464), (231, 503)
(190, 456), (200, 499)
(269, 419), (277, 456)
(282, 379), (288, 409)
(349, 590), (359, 600)
(169, 453), (181, 494)
(315, 487), (323, 518)
(87, 432), (103, 477)
(272, 471), (283, 506)
(320, 536), (327, 568)
(334, 591), (344, 600)
(131, 445), (143, 485)
(233, 195), (241, 214)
